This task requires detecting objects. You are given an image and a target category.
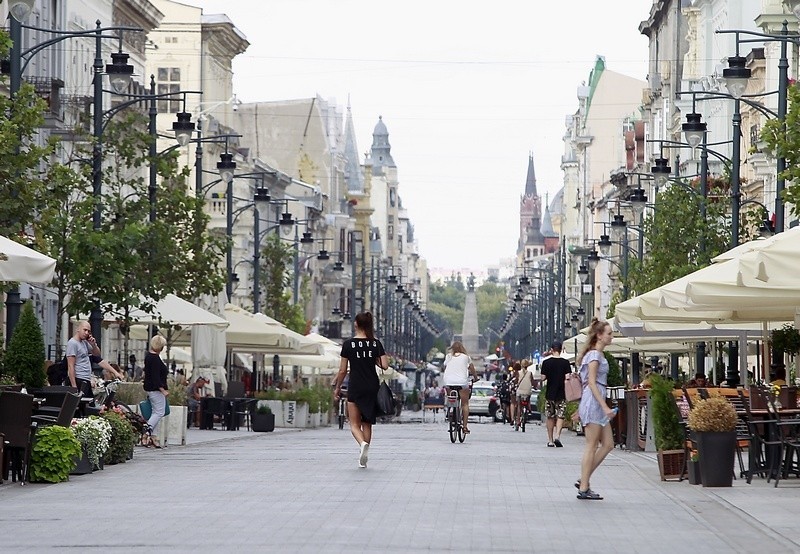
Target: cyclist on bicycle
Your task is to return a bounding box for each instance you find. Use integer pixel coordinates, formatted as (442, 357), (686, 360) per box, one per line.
(515, 359), (535, 428)
(442, 341), (477, 434)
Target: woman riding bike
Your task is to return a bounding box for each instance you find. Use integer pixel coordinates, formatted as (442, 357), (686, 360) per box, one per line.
(442, 341), (477, 434)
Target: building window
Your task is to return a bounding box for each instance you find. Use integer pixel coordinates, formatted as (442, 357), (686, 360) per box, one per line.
(156, 67), (181, 113)
(388, 224), (394, 240)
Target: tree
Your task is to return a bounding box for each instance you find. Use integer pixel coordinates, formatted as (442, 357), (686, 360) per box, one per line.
(259, 233), (305, 333)
(35, 111), (225, 359)
(618, 179), (731, 303)
(5, 302), (47, 388)
(475, 281), (507, 336)
(762, 83), (800, 217)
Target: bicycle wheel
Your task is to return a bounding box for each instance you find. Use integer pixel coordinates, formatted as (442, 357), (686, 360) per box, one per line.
(448, 408), (457, 443)
(338, 399), (345, 429)
(521, 406), (527, 432)
(458, 409), (466, 443)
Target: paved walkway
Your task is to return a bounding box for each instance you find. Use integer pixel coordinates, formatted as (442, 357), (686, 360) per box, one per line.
(1, 418), (798, 552)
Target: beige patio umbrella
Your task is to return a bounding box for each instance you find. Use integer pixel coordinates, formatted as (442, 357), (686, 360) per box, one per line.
(685, 227), (800, 311)
(0, 235), (56, 283)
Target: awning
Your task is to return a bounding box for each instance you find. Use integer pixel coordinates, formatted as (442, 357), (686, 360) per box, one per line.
(110, 294), (229, 328)
(0, 235), (56, 283)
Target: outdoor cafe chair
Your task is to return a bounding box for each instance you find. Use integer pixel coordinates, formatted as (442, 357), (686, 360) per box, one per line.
(0, 391), (35, 484)
(31, 392), (81, 429)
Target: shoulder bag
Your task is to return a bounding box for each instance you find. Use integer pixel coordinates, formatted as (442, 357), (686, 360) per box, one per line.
(564, 373), (583, 402)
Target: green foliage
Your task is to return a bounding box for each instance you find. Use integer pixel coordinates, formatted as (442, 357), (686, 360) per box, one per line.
(771, 324), (800, 355)
(604, 352), (624, 387)
(114, 382), (147, 405)
(166, 377), (187, 406)
(259, 233), (306, 333)
(5, 302), (46, 388)
(102, 410), (136, 464)
(537, 383), (547, 413)
(38, 112), (225, 354)
(475, 282), (507, 336)
(0, 83), (55, 243)
(564, 400), (580, 429)
(429, 278), (466, 333)
(256, 402), (272, 414)
(762, 83), (800, 217)
(254, 389), (281, 400)
(622, 181), (731, 297)
(29, 426), (82, 483)
(649, 374), (683, 451)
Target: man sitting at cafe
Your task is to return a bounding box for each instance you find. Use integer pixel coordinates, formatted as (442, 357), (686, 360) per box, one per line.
(186, 376), (209, 428)
(687, 372), (707, 388)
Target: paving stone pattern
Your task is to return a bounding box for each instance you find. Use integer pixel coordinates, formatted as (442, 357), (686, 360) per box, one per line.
(1, 420), (798, 552)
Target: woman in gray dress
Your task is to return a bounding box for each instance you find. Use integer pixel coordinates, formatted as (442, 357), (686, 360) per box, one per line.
(576, 318), (616, 500)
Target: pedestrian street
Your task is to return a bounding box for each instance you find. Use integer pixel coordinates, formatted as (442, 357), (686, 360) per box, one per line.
(1, 419), (798, 553)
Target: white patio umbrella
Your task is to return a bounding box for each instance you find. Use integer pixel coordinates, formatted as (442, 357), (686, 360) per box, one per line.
(0, 235), (56, 283)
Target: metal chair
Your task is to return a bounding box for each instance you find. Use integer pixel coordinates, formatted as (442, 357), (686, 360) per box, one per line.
(233, 398), (257, 431)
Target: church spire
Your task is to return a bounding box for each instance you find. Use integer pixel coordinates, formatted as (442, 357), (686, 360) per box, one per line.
(343, 102), (364, 192)
(525, 153), (537, 196)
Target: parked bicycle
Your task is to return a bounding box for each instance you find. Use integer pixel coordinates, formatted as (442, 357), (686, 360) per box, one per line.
(445, 386), (467, 443)
(94, 379), (150, 443)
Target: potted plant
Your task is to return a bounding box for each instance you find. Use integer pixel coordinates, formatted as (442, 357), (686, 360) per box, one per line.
(252, 402), (275, 432)
(255, 389), (284, 427)
(649, 374), (685, 481)
(29, 425), (82, 483)
(101, 410), (136, 464)
(71, 416), (112, 473)
(687, 397), (738, 487)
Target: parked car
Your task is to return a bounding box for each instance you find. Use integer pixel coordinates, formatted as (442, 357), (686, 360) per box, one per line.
(469, 381), (500, 419)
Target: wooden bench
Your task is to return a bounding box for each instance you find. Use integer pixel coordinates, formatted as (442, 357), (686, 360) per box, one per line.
(421, 400), (445, 422)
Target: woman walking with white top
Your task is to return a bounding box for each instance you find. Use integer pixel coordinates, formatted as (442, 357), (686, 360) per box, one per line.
(442, 341), (476, 433)
(576, 318), (616, 500)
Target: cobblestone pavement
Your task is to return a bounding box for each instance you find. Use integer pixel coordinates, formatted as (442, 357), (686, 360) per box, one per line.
(1, 417), (798, 553)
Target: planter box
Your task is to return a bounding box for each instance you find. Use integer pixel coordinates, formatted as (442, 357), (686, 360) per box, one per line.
(657, 449), (685, 481)
(166, 406), (188, 446)
(697, 431), (736, 487)
(70, 450), (93, 475)
(252, 412), (275, 432)
(687, 460), (702, 485)
(263, 401), (285, 427)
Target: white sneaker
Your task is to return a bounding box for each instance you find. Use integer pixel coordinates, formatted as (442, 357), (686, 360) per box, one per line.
(359, 442), (369, 467)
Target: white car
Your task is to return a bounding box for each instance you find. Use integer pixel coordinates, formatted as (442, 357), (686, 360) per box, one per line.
(469, 381), (500, 418)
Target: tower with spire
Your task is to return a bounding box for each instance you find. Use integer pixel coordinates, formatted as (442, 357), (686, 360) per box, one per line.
(517, 154), (559, 265)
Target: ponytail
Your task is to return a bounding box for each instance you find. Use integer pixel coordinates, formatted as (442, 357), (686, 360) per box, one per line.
(355, 311), (375, 339)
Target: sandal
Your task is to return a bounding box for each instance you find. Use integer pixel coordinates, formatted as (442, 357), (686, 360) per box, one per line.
(463, 427), (471, 434)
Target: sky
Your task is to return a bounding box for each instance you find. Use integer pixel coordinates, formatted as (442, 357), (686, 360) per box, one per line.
(185, 0), (651, 273)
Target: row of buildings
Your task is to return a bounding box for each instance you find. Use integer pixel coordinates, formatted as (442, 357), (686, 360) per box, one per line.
(3, 0), (433, 363)
(503, 0), (798, 356)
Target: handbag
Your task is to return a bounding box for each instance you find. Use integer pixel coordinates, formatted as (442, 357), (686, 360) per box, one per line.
(376, 381), (396, 416)
(564, 372), (583, 402)
(139, 397), (171, 420)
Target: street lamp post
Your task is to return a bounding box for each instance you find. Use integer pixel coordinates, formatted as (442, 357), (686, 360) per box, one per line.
(5, 13), (142, 342)
(718, 22), (793, 233)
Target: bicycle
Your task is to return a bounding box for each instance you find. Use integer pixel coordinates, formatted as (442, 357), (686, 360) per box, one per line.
(516, 394), (531, 432)
(337, 386), (348, 430)
(94, 379), (150, 444)
(445, 386), (466, 443)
